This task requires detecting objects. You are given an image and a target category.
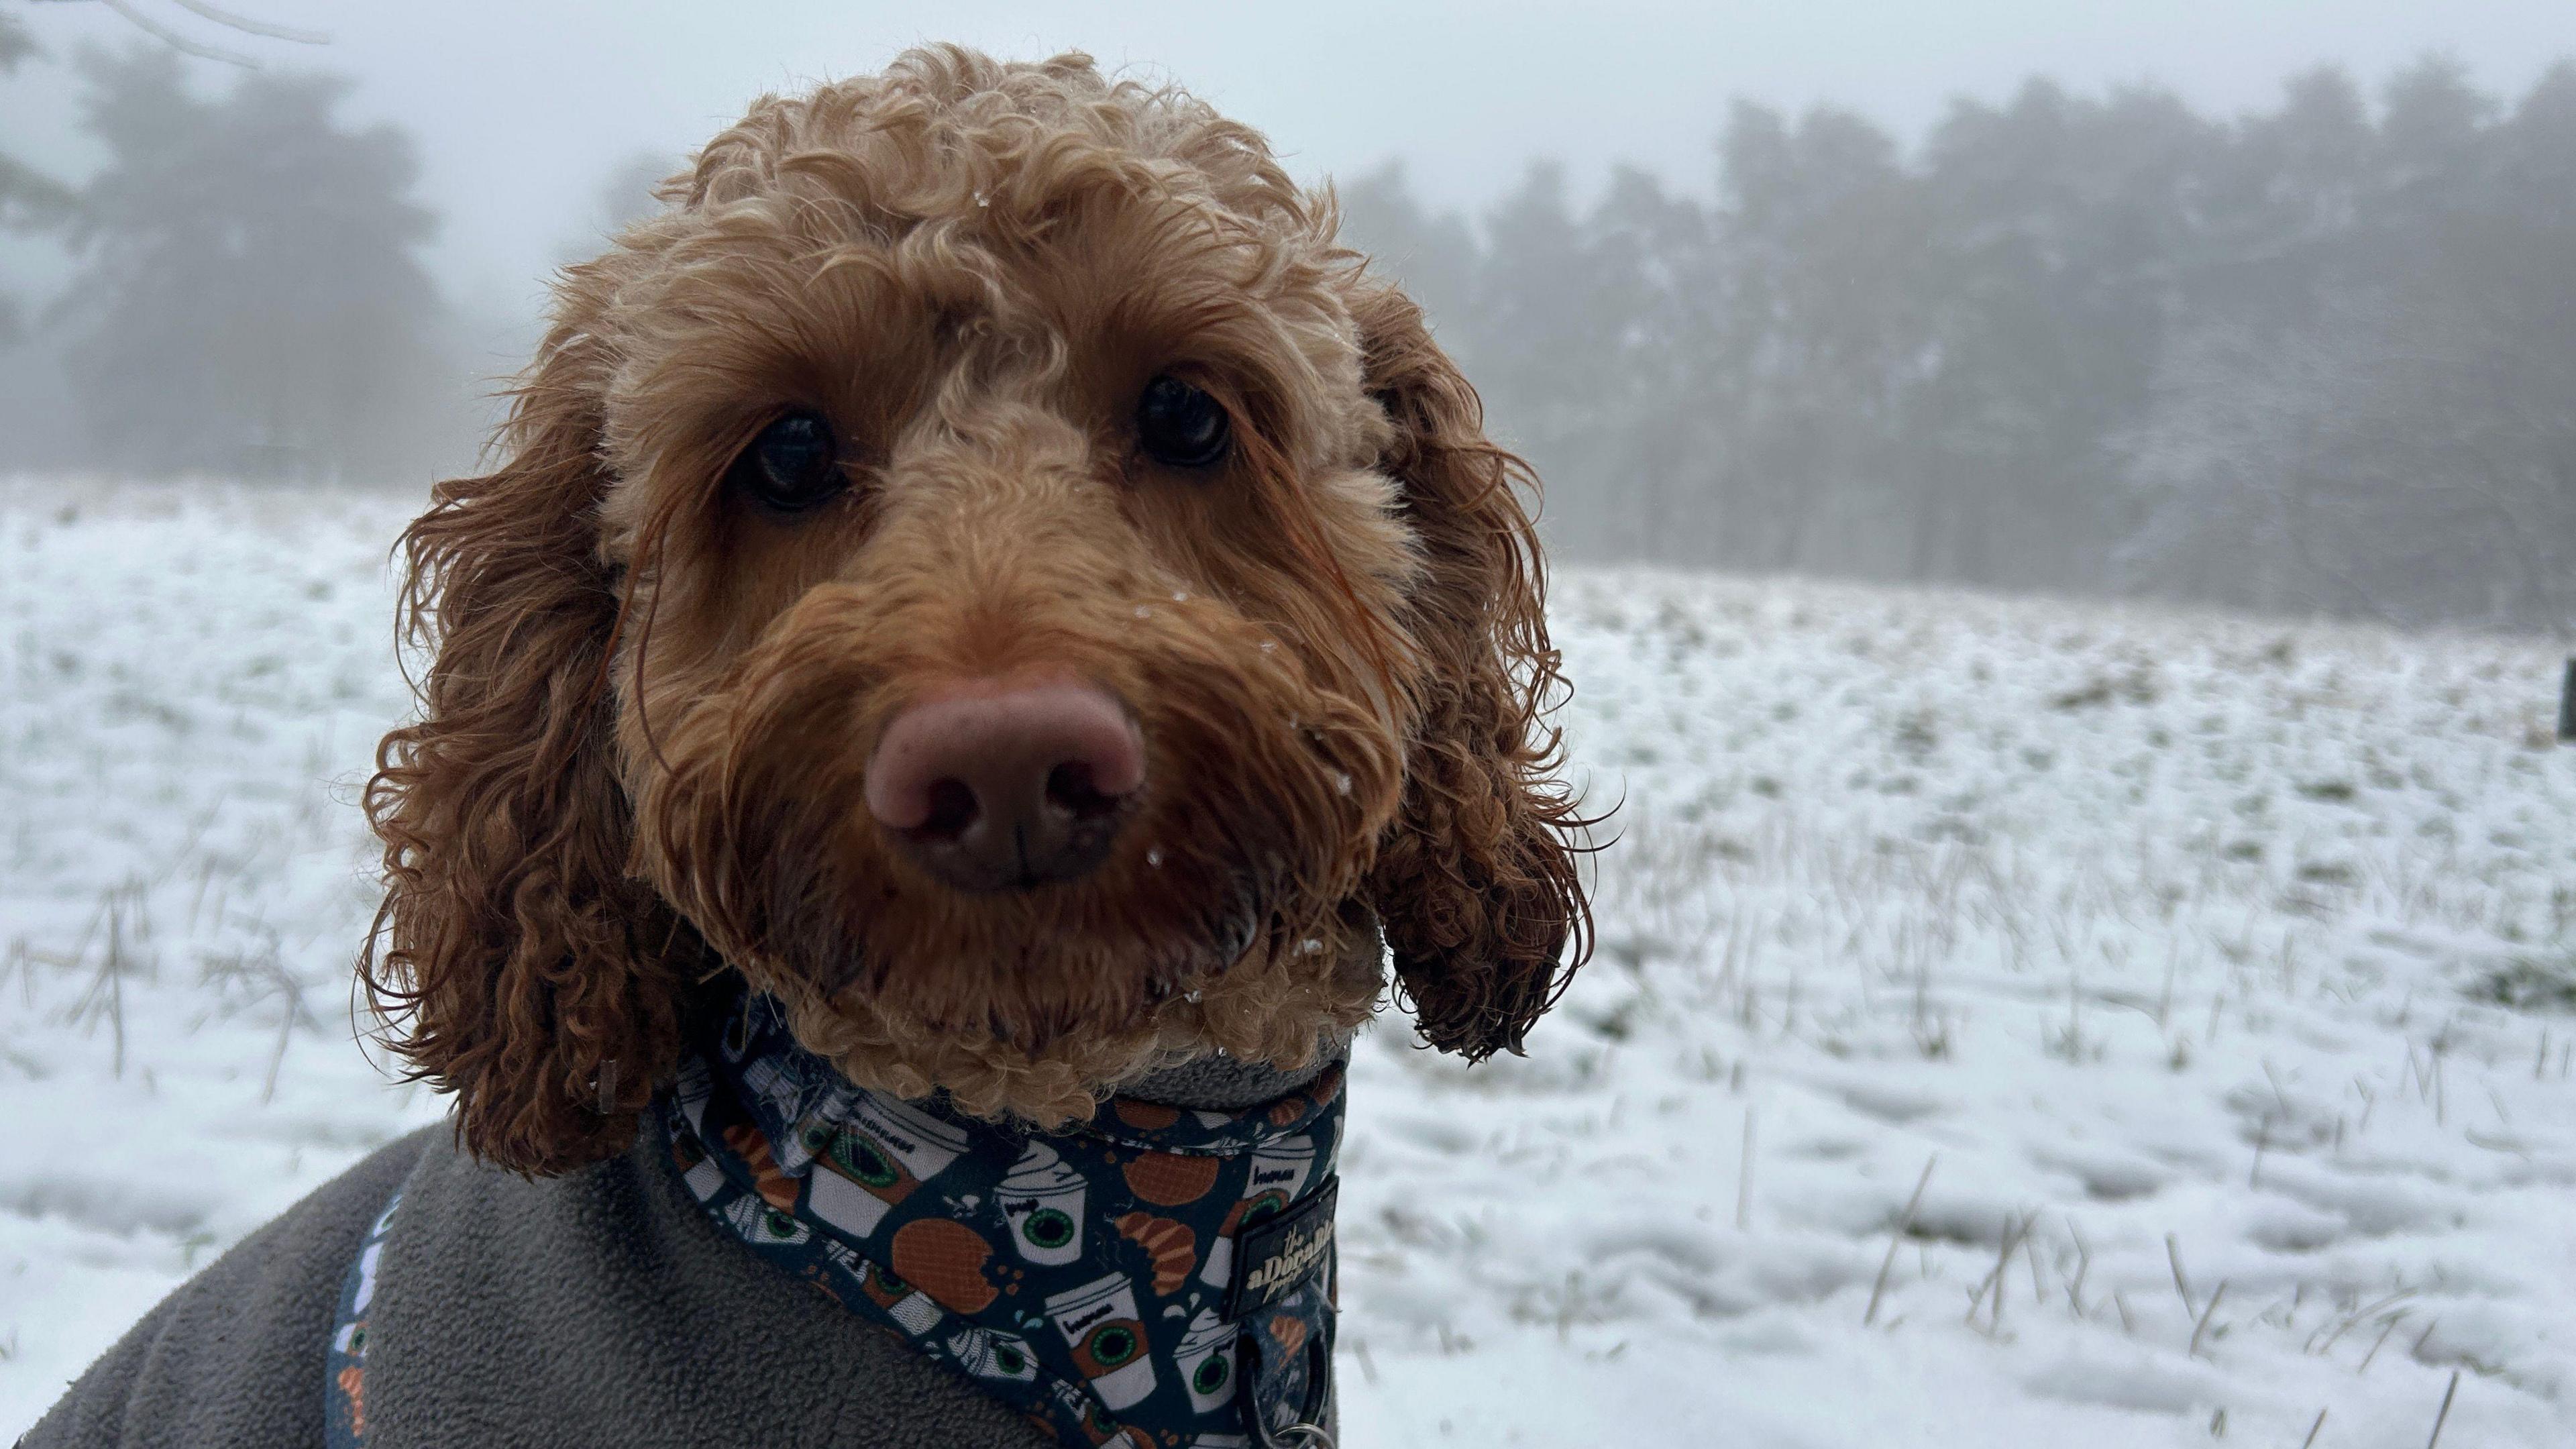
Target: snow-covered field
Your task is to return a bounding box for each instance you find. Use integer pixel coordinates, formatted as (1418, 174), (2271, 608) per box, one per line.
(5, 478), (2573, 1446)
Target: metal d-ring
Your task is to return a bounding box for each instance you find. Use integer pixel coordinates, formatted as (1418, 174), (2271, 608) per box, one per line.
(1238, 1320), (1336, 1449)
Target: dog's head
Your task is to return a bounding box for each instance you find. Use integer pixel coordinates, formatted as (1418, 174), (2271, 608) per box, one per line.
(364, 47), (1589, 1173)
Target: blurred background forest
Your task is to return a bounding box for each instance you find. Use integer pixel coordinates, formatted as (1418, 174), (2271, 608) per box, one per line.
(5, 10), (2575, 632)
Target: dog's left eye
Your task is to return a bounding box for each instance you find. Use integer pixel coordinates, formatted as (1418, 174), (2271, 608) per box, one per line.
(731, 410), (843, 513)
(1135, 376), (1232, 470)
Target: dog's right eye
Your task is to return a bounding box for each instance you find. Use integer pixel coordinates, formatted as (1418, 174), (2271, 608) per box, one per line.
(730, 410), (843, 513)
(1134, 376), (1232, 470)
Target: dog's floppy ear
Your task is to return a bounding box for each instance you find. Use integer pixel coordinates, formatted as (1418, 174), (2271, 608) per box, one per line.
(1352, 280), (1593, 1059)
(361, 307), (698, 1176)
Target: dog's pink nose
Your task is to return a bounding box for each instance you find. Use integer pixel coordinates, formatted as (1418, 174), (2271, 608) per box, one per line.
(865, 678), (1145, 893)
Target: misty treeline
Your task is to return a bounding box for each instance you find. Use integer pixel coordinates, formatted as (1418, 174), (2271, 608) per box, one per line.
(7, 36), (2576, 631)
(0, 35), (678, 484)
(0, 38), (485, 480)
(1344, 58), (2576, 631)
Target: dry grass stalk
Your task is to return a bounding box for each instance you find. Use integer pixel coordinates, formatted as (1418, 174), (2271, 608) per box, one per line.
(2166, 1233), (2198, 1318)
(2188, 1279), (2229, 1358)
(2424, 1370), (2461, 1448)
(1864, 1155), (1937, 1328)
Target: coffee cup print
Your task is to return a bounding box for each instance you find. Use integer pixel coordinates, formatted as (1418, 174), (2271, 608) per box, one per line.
(999, 1141), (1088, 1265)
(1199, 1133), (1317, 1290)
(1174, 1307), (1240, 1413)
(739, 1055), (809, 1124)
(672, 1055), (714, 1136)
(855, 1256), (945, 1338)
(1245, 1134), (1317, 1205)
(1044, 1273), (1157, 1410)
(720, 1191), (811, 1248)
(669, 1122), (727, 1203)
(1044, 1380), (1147, 1449)
(851, 1092), (976, 1182)
(805, 1091), (976, 1238)
(945, 1324), (1038, 1384)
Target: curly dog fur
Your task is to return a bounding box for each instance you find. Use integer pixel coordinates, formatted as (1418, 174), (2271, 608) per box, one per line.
(359, 46), (1591, 1177)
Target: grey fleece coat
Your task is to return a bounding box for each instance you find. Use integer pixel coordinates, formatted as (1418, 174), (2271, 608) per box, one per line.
(20, 1053), (1331, 1449)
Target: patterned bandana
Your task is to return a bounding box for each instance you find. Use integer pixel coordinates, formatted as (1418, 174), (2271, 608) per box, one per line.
(323, 1191), (399, 1448)
(663, 989), (1345, 1448)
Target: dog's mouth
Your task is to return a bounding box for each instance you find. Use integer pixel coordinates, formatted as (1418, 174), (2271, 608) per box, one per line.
(1148, 859), (1275, 994)
(631, 660), (1397, 1124)
(638, 686), (1367, 1045)
(629, 613), (1400, 1075)
(806, 845), (1283, 1018)
(800, 671), (1360, 1040)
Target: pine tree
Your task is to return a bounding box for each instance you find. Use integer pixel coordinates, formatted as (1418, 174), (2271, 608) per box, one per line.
(56, 47), (453, 480)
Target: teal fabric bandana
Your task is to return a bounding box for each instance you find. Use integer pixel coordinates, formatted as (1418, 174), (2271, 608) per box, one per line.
(663, 988), (1344, 1448)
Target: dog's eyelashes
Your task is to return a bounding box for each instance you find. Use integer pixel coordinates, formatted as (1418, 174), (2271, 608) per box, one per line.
(1134, 376), (1232, 470)
(731, 410), (845, 513)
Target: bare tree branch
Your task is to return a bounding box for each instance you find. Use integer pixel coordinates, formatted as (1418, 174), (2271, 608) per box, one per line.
(30, 0), (331, 67)
(93, 0), (262, 67)
(163, 0), (327, 45)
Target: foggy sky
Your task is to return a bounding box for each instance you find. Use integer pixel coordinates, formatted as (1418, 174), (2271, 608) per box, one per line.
(5, 0), (2576, 317)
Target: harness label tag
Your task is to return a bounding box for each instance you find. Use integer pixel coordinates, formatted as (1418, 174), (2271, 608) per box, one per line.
(1224, 1174), (1338, 1321)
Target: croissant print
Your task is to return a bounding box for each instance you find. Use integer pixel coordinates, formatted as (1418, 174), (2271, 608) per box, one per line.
(1114, 1212), (1198, 1296)
(722, 1123), (800, 1212)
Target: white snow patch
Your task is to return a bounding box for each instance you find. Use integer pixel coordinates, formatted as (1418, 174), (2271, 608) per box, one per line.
(4, 481), (2573, 1444)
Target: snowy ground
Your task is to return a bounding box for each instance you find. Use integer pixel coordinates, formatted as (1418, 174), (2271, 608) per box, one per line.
(5, 478), (2573, 1446)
